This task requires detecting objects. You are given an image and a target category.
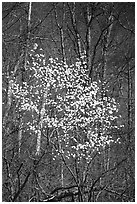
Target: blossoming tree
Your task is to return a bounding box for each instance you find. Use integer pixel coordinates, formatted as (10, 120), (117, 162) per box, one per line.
(10, 43), (123, 201)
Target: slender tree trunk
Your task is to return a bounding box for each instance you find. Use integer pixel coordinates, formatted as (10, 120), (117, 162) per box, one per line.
(103, 13), (114, 173)
(67, 3), (82, 58)
(61, 161), (64, 187)
(57, 131), (64, 187)
(101, 13), (113, 81)
(18, 2), (32, 157)
(100, 9), (114, 186)
(86, 3), (92, 81)
(18, 118), (23, 156)
(127, 61), (132, 144)
(24, 2), (32, 70)
(54, 3), (66, 62)
(36, 84), (49, 155)
(72, 3), (82, 58)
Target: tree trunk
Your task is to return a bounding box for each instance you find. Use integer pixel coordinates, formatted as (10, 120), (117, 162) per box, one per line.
(86, 3), (92, 81)
(18, 2), (32, 157)
(127, 59), (132, 144)
(100, 8), (114, 186)
(54, 3), (66, 62)
(36, 84), (49, 155)
(101, 12), (113, 81)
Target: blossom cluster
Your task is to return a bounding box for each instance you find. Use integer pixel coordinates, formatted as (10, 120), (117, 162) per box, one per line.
(12, 43), (122, 161)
